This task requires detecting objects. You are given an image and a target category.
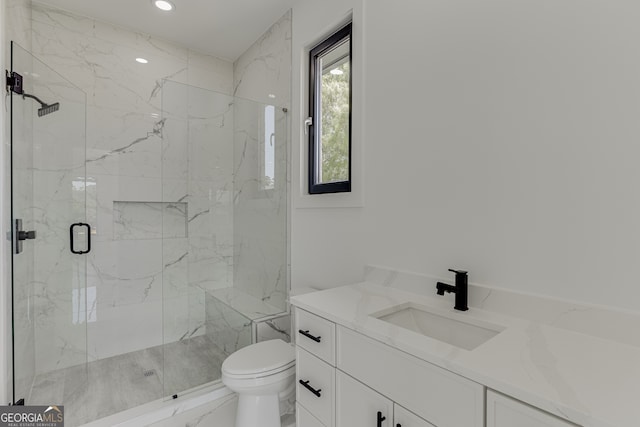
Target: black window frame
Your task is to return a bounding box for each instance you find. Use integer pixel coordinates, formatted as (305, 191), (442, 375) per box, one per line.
(308, 22), (352, 194)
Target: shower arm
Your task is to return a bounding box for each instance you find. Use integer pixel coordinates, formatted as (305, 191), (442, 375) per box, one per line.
(21, 92), (49, 107)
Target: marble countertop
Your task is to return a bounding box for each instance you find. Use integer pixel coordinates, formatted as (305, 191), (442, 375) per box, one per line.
(290, 282), (640, 427)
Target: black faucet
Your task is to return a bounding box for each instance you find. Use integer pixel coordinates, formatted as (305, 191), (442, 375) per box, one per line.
(436, 269), (469, 311)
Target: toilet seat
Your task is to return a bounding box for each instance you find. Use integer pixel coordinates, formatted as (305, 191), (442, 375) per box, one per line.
(222, 339), (295, 380)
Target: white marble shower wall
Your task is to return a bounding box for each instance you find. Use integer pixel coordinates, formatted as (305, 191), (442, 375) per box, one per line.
(5, 0), (35, 401)
(161, 81), (236, 348)
(232, 10), (291, 312)
(29, 2), (234, 369)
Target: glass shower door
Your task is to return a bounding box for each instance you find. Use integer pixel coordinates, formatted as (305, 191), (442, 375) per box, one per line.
(10, 42), (88, 408)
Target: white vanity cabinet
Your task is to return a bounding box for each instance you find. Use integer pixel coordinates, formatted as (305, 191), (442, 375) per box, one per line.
(294, 307), (575, 427)
(336, 370), (393, 427)
(336, 326), (484, 427)
(336, 370), (434, 427)
(295, 308), (336, 426)
(295, 308), (465, 427)
(486, 390), (577, 427)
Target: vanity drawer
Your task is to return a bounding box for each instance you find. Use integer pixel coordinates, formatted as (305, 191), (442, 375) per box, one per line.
(297, 347), (335, 427)
(297, 403), (326, 427)
(336, 326), (484, 427)
(295, 308), (336, 365)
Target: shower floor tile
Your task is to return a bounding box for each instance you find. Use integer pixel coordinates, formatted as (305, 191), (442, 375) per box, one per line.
(27, 334), (228, 427)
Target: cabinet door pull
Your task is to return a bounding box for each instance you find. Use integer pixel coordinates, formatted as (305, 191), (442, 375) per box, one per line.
(299, 379), (322, 397)
(298, 329), (322, 343)
(377, 411), (386, 427)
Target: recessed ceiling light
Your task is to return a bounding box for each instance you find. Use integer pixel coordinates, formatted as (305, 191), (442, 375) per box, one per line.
(136, 57), (149, 64)
(330, 68), (344, 75)
(268, 94), (276, 99)
(153, 0), (175, 11)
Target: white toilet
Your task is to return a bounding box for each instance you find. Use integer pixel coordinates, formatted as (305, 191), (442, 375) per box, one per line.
(221, 339), (296, 427)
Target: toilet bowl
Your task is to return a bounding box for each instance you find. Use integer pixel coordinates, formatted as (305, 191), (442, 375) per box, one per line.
(222, 339), (295, 427)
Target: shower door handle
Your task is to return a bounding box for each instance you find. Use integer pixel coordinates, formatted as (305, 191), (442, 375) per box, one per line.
(15, 219), (36, 254)
(70, 223), (91, 254)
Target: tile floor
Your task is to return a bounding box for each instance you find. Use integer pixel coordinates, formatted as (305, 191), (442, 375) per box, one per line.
(27, 334), (227, 426)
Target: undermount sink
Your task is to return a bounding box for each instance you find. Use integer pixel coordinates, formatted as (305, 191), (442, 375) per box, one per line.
(373, 303), (504, 351)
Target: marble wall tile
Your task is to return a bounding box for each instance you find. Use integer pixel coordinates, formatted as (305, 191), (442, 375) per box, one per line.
(86, 300), (163, 361)
(31, 5), (189, 114)
(163, 292), (206, 344)
(208, 287), (283, 322)
(256, 314), (291, 343)
(187, 50), (234, 95)
(2, 1), (31, 404)
(205, 293), (252, 355)
(233, 102), (288, 310)
(233, 10), (292, 106)
(27, 3), (235, 374)
(34, 312), (87, 373)
(85, 110), (165, 179)
(113, 201), (187, 240)
(187, 236), (233, 292)
(28, 45), (87, 375)
(9, 14), (36, 399)
(87, 239), (163, 309)
(234, 234), (287, 309)
(231, 11), (291, 313)
(162, 238), (189, 299)
(89, 174), (163, 243)
(6, 0), (32, 49)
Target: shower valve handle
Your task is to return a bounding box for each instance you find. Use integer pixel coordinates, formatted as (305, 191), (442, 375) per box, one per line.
(15, 219), (36, 254)
(18, 230), (36, 240)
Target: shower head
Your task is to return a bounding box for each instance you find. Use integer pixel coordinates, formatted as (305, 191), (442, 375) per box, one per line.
(37, 102), (59, 117)
(22, 93), (60, 117)
(7, 72), (60, 117)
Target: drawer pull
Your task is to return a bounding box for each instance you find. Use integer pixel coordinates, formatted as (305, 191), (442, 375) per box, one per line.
(299, 379), (322, 397)
(377, 411), (386, 427)
(298, 329), (322, 343)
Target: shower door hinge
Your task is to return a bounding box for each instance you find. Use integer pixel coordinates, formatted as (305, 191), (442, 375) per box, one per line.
(6, 70), (23, 94)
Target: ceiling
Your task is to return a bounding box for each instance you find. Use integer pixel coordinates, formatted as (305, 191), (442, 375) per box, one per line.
(36, 0), (296, 61)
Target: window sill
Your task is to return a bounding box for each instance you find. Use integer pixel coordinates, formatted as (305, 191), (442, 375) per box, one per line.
(294, 190), (363, 209)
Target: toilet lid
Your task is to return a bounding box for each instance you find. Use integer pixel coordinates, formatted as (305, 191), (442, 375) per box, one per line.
(222, 339), (295, 378)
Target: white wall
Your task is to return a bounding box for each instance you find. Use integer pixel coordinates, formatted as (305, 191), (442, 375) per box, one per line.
(292, 0), (640, 312)
(291, 0), (368, 292)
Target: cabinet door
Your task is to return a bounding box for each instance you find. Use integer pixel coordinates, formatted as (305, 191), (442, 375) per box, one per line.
(298, 403), (326, 427)
(297, 347), (335, 426)
(336, 370), (393, 427)
(487, 390), (577, 427)
(394, 405), (435, 427)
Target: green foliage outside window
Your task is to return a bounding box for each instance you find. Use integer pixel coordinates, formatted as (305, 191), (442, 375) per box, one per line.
(320, 62), (350, 183)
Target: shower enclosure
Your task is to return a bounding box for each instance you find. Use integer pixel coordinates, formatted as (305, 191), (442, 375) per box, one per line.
(9, 43), (289, 426)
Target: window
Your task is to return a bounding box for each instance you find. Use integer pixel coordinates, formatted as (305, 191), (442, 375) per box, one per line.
(308, 23), (352, 194)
